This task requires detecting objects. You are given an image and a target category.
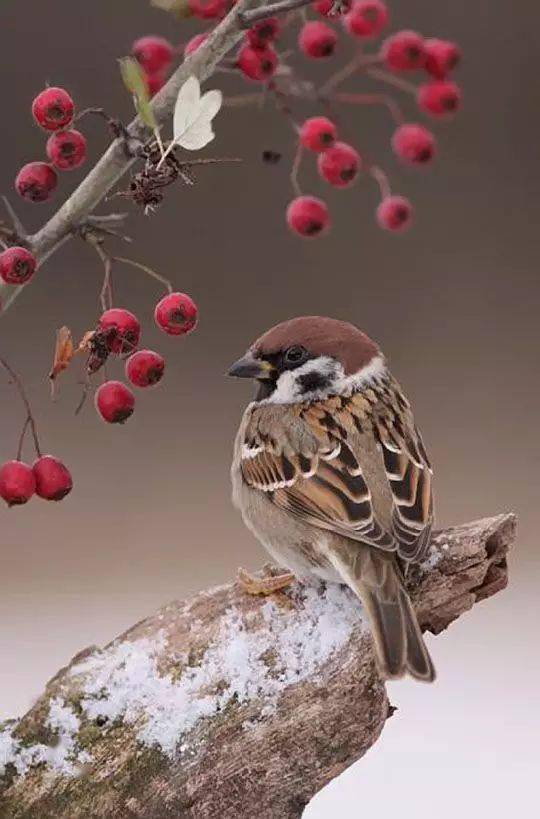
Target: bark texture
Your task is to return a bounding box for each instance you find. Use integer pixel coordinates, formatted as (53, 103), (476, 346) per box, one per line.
(0, 513), (514, 819)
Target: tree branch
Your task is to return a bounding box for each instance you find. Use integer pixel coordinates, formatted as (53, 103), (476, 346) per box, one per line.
(239, 0), (312, 27)
(0, 513), (515, 818)
(0, 0), (262, 314)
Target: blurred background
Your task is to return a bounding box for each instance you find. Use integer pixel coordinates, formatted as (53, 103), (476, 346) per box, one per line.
(0, 1), (538, 816)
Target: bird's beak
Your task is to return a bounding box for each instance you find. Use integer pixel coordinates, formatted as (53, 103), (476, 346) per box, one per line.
(227, 352), (274, 379)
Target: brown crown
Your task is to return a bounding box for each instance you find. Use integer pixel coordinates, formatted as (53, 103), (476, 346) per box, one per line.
(252, 316), (380, 375)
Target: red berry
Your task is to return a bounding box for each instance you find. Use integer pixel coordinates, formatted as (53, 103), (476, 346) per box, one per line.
(286, 196), (330, 238)
(314, 0), (352, 16)
(154, 292), (198, 336)
(32, 87), (74, 131)
(424, 38), (461, 80)
(299, 116), (338, 152)
(145, 71), (167, 97)
(125, 350), (165, 387)
(98, 308), (141, 355)
(132, 36), (174, 74)
(237, 44), (278, 81)
(95, 381), (135, 424)
(15, 162), (58, 203)
(184, 33), (209, 58)
(46, 129), (87, 171)
(299, 22), (338, 58)
(0, 247), (37, 285)
(0, 461), (36, 507)
(32, 455), (73, 501)
(317, 141), (361, 187)
(246, 18), (281, 48)
(344, 1), (389, 38)
(376, 195), (413, 232)
(382, 30), (425, 71)
(188, 0), (227, 19)
(392, 123), (436, 164)
(417, 80), (461, 117)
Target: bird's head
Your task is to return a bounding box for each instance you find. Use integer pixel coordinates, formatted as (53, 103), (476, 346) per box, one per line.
(228, 316), (385, 403)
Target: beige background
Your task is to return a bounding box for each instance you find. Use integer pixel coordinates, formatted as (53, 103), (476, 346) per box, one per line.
(0, 1), (538, 816)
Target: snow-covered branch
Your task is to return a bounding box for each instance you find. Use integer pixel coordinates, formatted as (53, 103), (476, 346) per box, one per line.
(0, 514), (514, 818)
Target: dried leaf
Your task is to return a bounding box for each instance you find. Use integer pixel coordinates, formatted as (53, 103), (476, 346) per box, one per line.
(49, 326), (74, 382)
(119, 57), (159, 131)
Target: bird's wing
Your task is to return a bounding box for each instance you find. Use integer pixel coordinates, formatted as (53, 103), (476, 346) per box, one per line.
(239, 384), (433, 561)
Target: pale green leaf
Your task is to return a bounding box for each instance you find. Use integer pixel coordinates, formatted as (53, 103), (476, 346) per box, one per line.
(119, 57), (158, 131)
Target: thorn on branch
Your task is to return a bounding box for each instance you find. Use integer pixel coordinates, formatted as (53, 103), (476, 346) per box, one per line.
(0, 196), (28, 246)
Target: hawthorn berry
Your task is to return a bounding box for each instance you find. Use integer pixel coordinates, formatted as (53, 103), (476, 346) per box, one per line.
(32, 87), (74, 131)
(154, 292), (198, 336)
(392, 123), (436, 164)
(286, 196), (330, 238)
(98, 308), (141, 355)
(95, 381), (135, 424)
(314, 0), (352, 16)
(32, 455), (73, 501)
(299, 22), (338, 59)
(145, 71), (167, 97)
(132, 36), (174, 74)
(0, 247), (37, 285)
(417, 80), (461, 117)
(188, 0), (227, 19)
(318, 141), (361, 187)
(246, 18), (281, 48)
(46, 129), (87, 171)
(184, 33), (208, 58)
(125, 350), (165, 387)
(237, 44), (278, 81)
(376, 195), (413, 232)
(382, 30), (425, 71)
(0, 460), (36, 507)
(344, 1), (389, 39)
(15, 162), (58, 203)
(299, 116), (338, 152)
(424, 38), (461, 80)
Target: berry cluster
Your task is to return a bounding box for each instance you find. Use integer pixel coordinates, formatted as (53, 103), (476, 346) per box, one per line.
(0, 456), (73, 507)
(162, 0), (459, 238)
(15, 87), (87, 205)
(92, 292), (197, 425)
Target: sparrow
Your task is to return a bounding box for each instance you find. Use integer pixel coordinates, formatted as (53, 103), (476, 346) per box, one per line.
(229, 316), (435, 682)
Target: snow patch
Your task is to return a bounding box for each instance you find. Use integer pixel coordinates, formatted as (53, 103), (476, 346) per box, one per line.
(70, 583), (363, 758)
(0, 699), (91, 778)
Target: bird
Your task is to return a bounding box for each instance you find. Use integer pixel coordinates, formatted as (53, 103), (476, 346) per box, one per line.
(228, 316), (435, 682)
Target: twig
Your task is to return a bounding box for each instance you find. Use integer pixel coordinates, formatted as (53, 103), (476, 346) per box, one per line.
(320, 51), (382, 95)
(333, 92), (404, 125)
(0, 356), (42, 457)
(290, 143), (304, 196)
(1, 196), (27, 243)
(0, 0), (260, 315)
(366, 67), (419, 95)
(239, 0), (312, 27)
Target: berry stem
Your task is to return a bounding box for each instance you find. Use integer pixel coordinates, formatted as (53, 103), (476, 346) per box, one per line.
(112, 256), (174, 294)
(16, 415), (31, 461)
(333, 92), (404, 125)
(366, 67), (418, 95)
(0, 356), (42, 457)
(290, 143), (304, 197)
(320, 51), (383, 96)
(368, 164), (392, 200)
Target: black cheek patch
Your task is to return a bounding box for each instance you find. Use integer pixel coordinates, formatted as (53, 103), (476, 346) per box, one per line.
(297, 372), (333, 393)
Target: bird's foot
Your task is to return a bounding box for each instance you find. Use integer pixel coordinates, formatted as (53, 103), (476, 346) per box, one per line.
(236, 567), (295, 596)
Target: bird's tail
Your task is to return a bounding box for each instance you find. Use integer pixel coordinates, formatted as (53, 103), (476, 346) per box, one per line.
(331, 544), (435, 682)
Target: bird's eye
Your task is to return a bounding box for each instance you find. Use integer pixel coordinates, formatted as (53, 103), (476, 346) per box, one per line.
(284, 345), (307, 365)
